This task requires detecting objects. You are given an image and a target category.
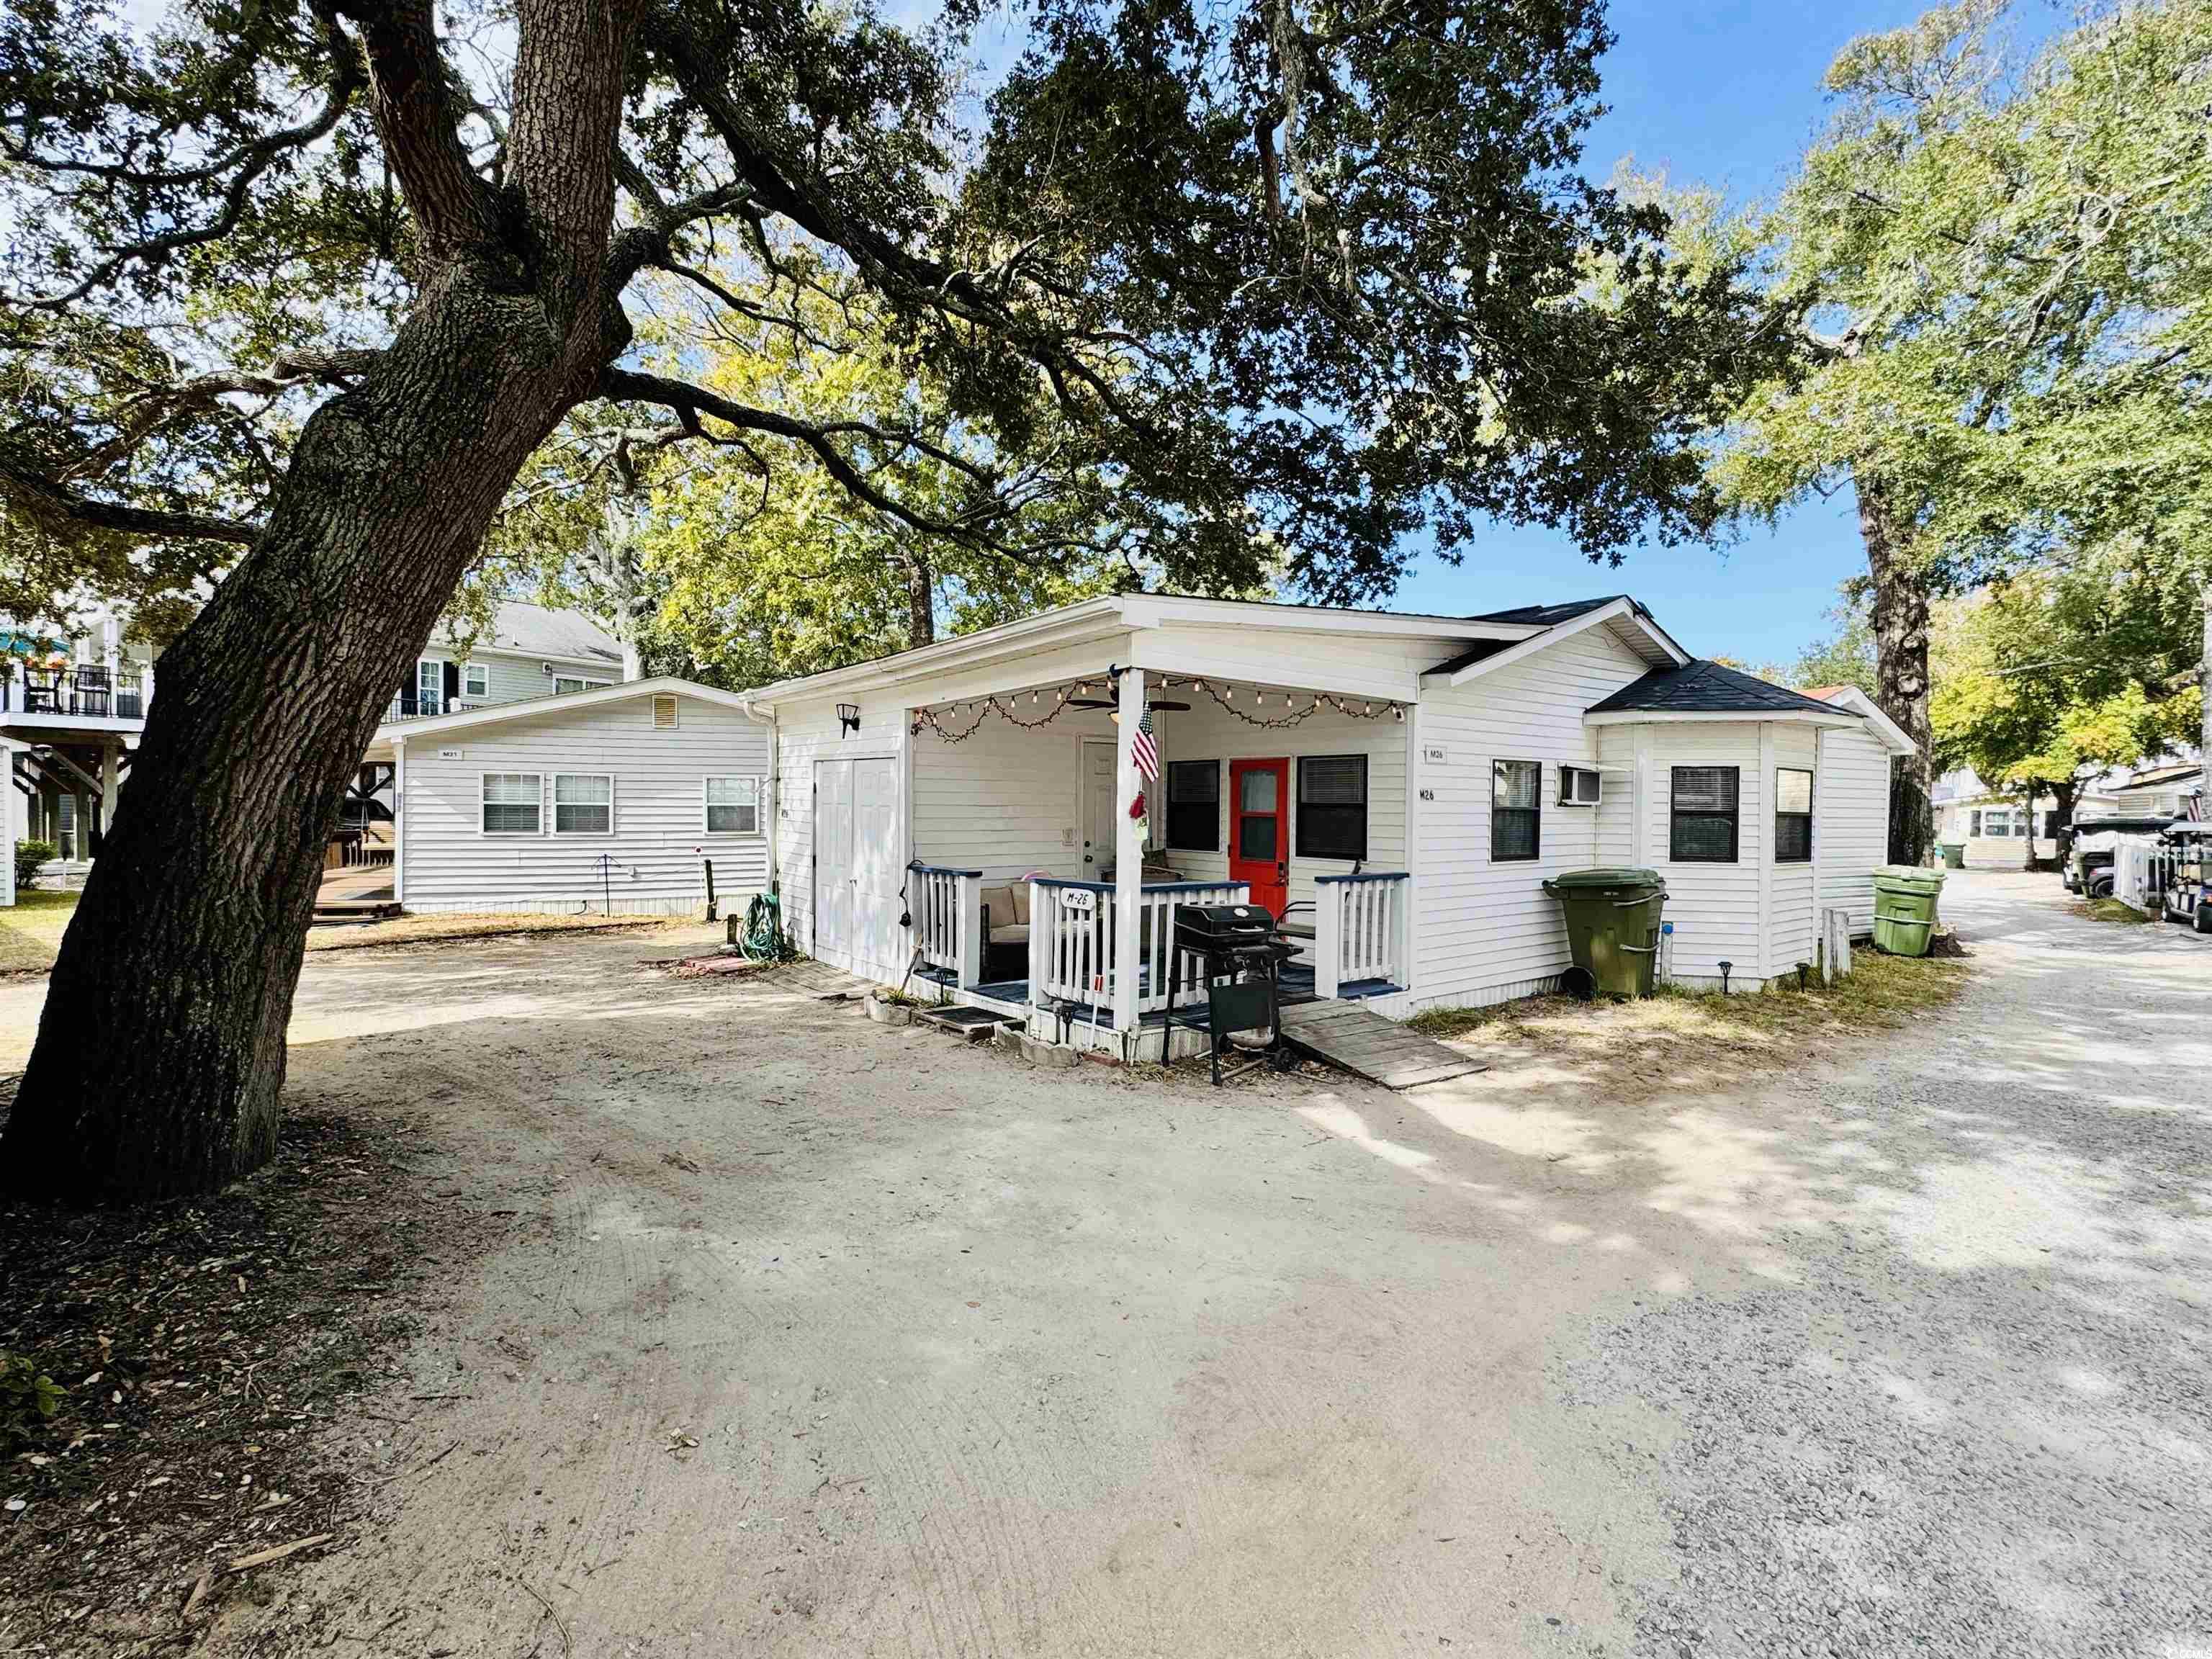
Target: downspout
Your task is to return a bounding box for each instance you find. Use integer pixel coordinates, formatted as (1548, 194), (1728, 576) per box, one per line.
(742, 698), (778, 894)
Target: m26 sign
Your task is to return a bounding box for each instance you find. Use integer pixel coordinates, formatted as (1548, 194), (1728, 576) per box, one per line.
(1058, 887), (1097, 913)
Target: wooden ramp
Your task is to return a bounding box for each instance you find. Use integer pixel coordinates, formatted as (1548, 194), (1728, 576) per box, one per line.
(1280, 1002), (1487, 1089)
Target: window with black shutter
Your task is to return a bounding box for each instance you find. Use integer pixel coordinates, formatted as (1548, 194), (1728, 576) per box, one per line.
(1165, 760), (1220, 851)
(1670, 766), (1740, 862)
(1297, 755), (1367, 860)
(1491, 759), (1541, 861)
(1775, 768), (1812, 863)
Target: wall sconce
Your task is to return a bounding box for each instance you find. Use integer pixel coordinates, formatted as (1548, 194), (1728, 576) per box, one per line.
(837, 703), (860, 737)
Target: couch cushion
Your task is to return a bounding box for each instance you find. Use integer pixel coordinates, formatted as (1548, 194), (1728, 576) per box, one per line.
(980, 884), (1017, 928)
(991, 922), (1030, 946)
(1009, 881), (1031, 925)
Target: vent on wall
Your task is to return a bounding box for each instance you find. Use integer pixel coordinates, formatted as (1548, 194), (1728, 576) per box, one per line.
(652, 694), (678, 729)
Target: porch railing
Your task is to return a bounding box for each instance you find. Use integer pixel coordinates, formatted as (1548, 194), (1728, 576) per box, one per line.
(1312, 871), (1409, 999)
(1, 669), (149, 721)
(906, 862), (982, 985)
(1028, 877), (1249, 1016)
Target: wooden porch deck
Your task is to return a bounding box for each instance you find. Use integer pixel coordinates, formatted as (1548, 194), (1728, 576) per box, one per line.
(1279, 1001), (1485, 1089)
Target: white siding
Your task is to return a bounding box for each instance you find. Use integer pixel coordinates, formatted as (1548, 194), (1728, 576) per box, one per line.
(1817, 726), (1892, 935)
(1408, 626), (1653, 1010)
(1640, 724), (1767, 989)
(1771, 724), (1819, 974)
(397, 692), (770, 914)
(1154, 693), (1411, 914)
(910, 703), (1119, 880)
(412, 649), (618, 711)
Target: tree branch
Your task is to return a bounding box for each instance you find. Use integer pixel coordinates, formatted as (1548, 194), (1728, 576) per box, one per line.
(332, 0), (500, 253)
(0, 457), (262, 547)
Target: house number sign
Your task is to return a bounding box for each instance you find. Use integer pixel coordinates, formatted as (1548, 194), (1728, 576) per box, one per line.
(1058, 887), (1097, 913)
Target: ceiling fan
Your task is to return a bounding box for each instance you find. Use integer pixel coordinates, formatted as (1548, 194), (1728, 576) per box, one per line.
(1066, 696), (1192, 713)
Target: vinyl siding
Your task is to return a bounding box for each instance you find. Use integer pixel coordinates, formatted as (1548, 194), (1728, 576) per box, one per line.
(1641, 724), (1767, 988)
(1154, 693), (1411, 914)
(412, 649), (619, 711)
(1771, 724), (1819, 974)
(398, 692), (769, 914)
(1816, 726), (1892, 934)
(1407, 625), (1652, 1010)
(909, 702), (1120, 881)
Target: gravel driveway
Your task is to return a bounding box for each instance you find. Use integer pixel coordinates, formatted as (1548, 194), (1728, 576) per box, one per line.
(4, 872), (2203, 1655)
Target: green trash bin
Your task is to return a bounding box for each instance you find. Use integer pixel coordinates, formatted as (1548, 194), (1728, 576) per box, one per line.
(1542, 868), (1668, 997)
(1940, 842), (1966, 871)
(1871, 865), (1945, 956)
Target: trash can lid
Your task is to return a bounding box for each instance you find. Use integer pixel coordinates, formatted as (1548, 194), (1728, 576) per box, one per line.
(1545, 867), (1665, 890)
(1873, 864), (1946, 889)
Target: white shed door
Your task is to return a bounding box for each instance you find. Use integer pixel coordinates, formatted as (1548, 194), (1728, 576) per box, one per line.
(814, 756), (902, 976)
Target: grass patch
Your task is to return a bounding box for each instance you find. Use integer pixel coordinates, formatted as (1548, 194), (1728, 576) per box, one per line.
(0, 889), (78, 973)
(1405, 946), (1972, 1097)
(2071, 898), (2157, 927)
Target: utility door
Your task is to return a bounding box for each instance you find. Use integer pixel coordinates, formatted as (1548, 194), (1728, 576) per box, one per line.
(1080, 738), (1118, 876)
(814, 755), (902, 977)
(814, 759), (853, 961)
(1228, 758), (1290, 917)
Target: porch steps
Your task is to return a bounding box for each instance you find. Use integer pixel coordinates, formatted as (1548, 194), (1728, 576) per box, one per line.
(1279, 1002), (1486, 1090)
(915, 1004), (1015, 1042)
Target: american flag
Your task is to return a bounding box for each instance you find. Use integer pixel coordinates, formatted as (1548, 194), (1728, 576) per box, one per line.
(1130, 705), (1159, 780)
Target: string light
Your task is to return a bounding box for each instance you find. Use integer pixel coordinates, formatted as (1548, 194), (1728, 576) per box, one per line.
(911, 675), (1408, 740)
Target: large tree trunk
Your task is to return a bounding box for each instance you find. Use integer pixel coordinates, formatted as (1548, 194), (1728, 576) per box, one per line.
(1, 1), (638, 1204)
(2051, 775), (2079, 867)
(1859, 471), (1935, 866)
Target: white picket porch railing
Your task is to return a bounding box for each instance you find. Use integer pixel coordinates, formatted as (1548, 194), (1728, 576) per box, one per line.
(906, 861), (982, 986)
(1028, 878), (1249, 1015)
(1311, 871), (1409, 999)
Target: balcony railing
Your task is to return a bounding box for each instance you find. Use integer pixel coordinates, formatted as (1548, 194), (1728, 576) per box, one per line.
(385, 694), (495, 721)
(1, 669), (148, 721)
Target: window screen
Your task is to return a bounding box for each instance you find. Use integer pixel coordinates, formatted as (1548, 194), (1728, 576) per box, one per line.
(705, 775), (758, 835)
(482, 773), (541, 835)
(1491, 760), (1540, 860)
(1298, 755), (1367, 860)
(1165, 760), (1220, 851)
(1775, 768), (1812, 863)
(553, 773), (613, 835)
(1670, 766), (1740, 863)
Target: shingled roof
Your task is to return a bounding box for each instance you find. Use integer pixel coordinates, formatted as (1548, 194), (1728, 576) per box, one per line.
(1467, 596), (1631, 628)
(1587, 659), (1848, 717)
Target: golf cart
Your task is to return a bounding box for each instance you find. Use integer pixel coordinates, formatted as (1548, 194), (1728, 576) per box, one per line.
(2065, 815), (2180, 897)
(2158, 821), (2212, 934)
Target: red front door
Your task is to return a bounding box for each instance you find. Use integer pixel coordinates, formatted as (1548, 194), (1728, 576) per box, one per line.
(1228, 758), (1290, 918)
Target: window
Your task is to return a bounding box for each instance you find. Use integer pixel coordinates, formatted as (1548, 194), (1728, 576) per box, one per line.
(462, 661), (489, 698)
(1491, 759), (1541, 860)
(552, 773), (613, 835)
(1775, 768), (1813, 863)
(704, 775), (759, 835)
(1298, 755), (1368, 860)
(1979, 806), (2025, 838)
(1165, 759), (1220, 851)
(2041, 811), (2057, 840)
(1969, 808), (1984, 837)
(482, 772), (541, 835)
(652, 693), (678, 729)
(1670, 766), (1739, 862)
(1557, 765), (1601, 806)
(554, 675), (611, 696)
(416, 659), (443, 715)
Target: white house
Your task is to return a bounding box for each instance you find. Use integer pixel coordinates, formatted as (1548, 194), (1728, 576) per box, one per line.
(734, 593), (1912, 1059)
(368, 678), (773, 916)
(1931, 768), (2123, 867)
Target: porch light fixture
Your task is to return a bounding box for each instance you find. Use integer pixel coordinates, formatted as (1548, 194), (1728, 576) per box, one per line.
(837, 703), (860, 737)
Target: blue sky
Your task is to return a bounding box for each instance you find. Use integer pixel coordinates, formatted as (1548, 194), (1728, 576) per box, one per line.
(1388, 0), (1959, 664)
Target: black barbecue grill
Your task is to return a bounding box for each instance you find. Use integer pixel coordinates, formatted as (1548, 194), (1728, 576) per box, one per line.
(1164, 903), (1296, 1084)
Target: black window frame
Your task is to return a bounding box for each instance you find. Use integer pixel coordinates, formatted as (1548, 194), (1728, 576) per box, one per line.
(1669, 765), (1740, 863)
(1491, 758), (1542, 862)
(1774, 767), (1813, 864)
(1164, 758), (1221, 853)
(1296, 753), (1369, 861)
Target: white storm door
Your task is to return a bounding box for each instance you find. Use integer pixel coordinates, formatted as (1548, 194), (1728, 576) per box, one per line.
(1082, 738), (1118, 874)
(850, 755), (902, 977)
(815, 759), (854, 961)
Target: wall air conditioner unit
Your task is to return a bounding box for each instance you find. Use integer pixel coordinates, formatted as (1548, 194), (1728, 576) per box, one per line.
(1558, 765), (1602, 806)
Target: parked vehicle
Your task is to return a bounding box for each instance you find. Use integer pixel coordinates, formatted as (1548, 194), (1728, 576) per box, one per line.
(2065, 815), (2179, 896)
(2157, 822), (2212, 934)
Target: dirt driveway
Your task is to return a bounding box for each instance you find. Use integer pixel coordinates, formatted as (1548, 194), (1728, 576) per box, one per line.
(2, 871), (2206, 1656)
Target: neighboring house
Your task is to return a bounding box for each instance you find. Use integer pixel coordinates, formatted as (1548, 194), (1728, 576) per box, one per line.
(0, 605), (156, 898)
(353, 603), (630, 852)
(366, 678), (772, 916)
(2103, 757), (2203, 820)
(1930, 768), (2121, 868)
(738, 592), (1913, 1058)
